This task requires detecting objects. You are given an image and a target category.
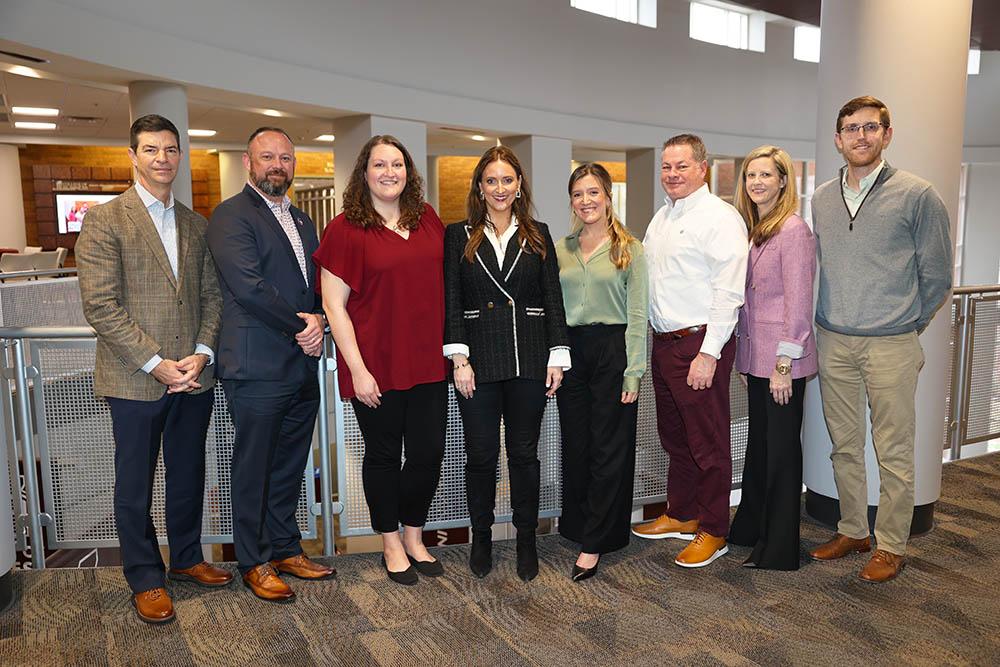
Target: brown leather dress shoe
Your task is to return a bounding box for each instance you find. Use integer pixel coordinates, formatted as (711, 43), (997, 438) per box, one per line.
(132, 587), (175, 624)
(169, 562), (234, 587)
(631, 514), (699, 540)
(809, 533), (872, 561)
(242, 564), (295, 602)
(270, 554), (337, 580)
(674, 531), (728, 567)
(859, 549), (905, 583)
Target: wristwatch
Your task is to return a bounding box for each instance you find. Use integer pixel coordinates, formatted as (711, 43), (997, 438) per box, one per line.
(775, 361), (792, 376)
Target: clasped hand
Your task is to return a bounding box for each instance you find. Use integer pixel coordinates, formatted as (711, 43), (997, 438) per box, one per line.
(152, 354), (209, 394)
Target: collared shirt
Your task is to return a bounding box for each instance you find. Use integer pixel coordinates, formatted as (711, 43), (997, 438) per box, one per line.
(134, 182), (214, 373)
(841, 160), (885, 217)
(484, 215), (520, 266)
(556, 232), (647, 392)
(643, 184), (748, 359)
(249, 181), (309, 285)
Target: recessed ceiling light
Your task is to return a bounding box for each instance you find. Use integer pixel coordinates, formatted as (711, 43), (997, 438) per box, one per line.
(470, 134), (487, 141)
(315, 134), (335, 142)
(262, 109), (283, 117)
(188, 129), (217, 137)
(12, 106), (59, 117)
(8, 65), (41, 78)
(15, 121), (56, 130)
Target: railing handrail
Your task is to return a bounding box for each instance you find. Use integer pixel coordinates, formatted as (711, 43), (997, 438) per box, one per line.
(0, 326), (95, 340)
(0, 268), (78, 280)
(953, 283), (1000, 296)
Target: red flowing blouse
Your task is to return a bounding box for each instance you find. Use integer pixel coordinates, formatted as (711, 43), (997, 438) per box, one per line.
(313, 204), (447, 400)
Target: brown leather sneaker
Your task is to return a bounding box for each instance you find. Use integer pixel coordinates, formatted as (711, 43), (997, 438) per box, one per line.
(631, 514), (699, 540)
(242, 563), (295, 602)
(674, 531), (729, 567)
(132, 587), (175, 624)
(859, 549), (905, 583)
(809, 533), (872, 561)
(271, 554), (337, 580)
(169, 562), (234, 587)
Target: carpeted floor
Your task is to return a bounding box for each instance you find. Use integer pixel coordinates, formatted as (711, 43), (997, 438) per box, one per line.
(2, 453), (999, 667)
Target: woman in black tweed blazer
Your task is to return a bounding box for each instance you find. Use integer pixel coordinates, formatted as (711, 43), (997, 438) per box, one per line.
(444, 145), (570, 582)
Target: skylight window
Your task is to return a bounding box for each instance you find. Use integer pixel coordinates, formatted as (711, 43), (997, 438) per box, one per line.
(968, 48), (980, 75)
(793, 25), (821, 63)
(689, 2), (765, 52)
(571, 0), (656, 29)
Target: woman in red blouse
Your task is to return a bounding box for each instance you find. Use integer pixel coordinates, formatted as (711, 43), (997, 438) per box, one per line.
(314, 135), (447, 586)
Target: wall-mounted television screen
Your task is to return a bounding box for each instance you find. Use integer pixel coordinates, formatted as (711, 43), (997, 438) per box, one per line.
(56, 193), (120, 233)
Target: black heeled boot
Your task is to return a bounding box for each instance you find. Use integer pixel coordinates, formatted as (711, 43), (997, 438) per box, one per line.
(516, 531), (538, 582)
(469, 532), (492, 578)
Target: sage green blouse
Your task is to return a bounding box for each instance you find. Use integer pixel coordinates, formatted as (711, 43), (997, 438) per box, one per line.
(555, 232), (648, 393)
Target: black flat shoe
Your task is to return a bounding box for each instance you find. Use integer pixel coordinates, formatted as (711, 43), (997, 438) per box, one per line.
(407, 555), (444, 577)
(571, 561), (599, 582)
(742, 558), (759, 569)
(469, 533), (492, 578)
(381, 556), (418, 586)
(516, 533), (538, 582)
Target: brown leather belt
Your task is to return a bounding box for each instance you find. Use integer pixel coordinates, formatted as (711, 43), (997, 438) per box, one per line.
(653, 324), (706, 341)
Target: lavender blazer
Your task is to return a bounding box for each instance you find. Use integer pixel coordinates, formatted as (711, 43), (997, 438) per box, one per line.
(735, 214), (817, 379)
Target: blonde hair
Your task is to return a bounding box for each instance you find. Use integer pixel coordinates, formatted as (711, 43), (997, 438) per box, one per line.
(568, 162), (634, 270)
(734, 145), (800, 245)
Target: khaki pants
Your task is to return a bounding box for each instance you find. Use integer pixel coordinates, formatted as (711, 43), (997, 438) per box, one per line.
(816, 326), (924, 555)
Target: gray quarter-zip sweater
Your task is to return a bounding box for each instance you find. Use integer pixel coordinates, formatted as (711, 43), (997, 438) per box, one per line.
(812, 164), (953, 336)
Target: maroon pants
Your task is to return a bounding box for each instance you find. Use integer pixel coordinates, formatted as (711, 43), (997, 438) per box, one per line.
(650, 331), (735, 537)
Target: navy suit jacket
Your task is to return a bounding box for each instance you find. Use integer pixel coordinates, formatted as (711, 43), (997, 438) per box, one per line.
(207, 184), (321, 382)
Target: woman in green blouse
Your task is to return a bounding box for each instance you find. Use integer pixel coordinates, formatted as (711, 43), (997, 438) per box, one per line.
(555, 163), (648, 582)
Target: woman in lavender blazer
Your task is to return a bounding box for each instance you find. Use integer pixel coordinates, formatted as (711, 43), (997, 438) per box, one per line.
(728, 146), (817, 571)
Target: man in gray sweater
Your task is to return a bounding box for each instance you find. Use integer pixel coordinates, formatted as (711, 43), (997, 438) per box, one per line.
(808, 96), (952, 583)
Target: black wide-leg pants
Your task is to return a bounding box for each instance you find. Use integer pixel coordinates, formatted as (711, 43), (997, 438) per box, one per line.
(458, 378), (548, 535)
(557, 324), (638, 554)
(728, 374), (806, 570)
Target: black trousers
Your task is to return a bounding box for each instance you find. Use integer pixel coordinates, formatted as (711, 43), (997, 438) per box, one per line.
(729, 374), (806, 570)
(224, 375), (319, 574)
(353, 381), (447, 534)
(557, 325), (638, 554)
(106, 389), (214, 593)
(458, 378), (548, 534)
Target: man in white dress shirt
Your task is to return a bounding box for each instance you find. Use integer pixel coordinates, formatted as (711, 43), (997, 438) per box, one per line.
(632, 134), (748, 568)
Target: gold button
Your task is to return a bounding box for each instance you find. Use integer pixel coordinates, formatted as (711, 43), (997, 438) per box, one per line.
(507, 299), (513, 307)
(487, 301), (494, 309)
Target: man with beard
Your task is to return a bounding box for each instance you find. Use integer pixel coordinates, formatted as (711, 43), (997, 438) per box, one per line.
(208, 127), (334, 601)
(809, 96), (952, 583)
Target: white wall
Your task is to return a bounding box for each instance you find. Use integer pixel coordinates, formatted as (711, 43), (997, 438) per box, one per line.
(962, 163), (1000, 285)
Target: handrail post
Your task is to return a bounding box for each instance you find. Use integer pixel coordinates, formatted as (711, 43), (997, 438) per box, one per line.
(317, 336), (336, 558)
(949, 294), (973, 461)
(10, 339), (46, 569)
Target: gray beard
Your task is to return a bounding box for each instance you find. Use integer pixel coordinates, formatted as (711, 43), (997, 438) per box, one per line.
(256, 174), (290, 197)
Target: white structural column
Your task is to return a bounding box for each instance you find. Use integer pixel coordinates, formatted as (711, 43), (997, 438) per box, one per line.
(425, 156), (440, 212)
(625, 147), (661, 240)
(802, 0), (971, 529)
(218, 150), (247, 201)
(961, 164), (1000, 285)
(333, 115), (427, 216)
(0, 145), (27, 250)
(505, 136), (573, 240)
(128, 81), (192, 207)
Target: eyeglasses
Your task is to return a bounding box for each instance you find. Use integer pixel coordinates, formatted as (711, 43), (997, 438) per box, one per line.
(838, 122), (888, 136)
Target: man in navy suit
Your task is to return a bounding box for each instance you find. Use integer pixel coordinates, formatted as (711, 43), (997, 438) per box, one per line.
(208, 127), (335, 602)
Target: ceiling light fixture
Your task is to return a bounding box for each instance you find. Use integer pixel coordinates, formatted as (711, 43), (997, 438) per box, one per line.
(470, 134), (487, 141)
(188, 129), (217, 137)
(262, 109), (283, 117)
(12, 106), (59, 117)
(8, 65), (42, 78)
(15, 121), (57, 130)
(315, 134), (335, 142)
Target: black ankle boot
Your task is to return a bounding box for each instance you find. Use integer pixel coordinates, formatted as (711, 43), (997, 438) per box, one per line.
(469, 532), (492, 578)
(516, 532), (538, 582)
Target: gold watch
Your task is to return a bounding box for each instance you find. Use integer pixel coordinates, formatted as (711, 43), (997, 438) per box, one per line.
(775, 361), (792, 376)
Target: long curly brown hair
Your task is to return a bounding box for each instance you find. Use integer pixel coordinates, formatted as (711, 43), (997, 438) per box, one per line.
(342, 135), (425, 230)
(463, 146), (546, 263)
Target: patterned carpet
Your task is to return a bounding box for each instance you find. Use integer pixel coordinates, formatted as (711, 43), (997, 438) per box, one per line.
(2, 453), (999, 667)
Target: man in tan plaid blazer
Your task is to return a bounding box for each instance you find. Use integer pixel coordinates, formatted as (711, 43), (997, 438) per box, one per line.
(76, 114), (231, 625)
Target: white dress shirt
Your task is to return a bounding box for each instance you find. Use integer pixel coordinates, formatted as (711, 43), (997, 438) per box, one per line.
(135, 181), (214, 374)
(444, 215), (571, 369)
(643, 184), (748, 359)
